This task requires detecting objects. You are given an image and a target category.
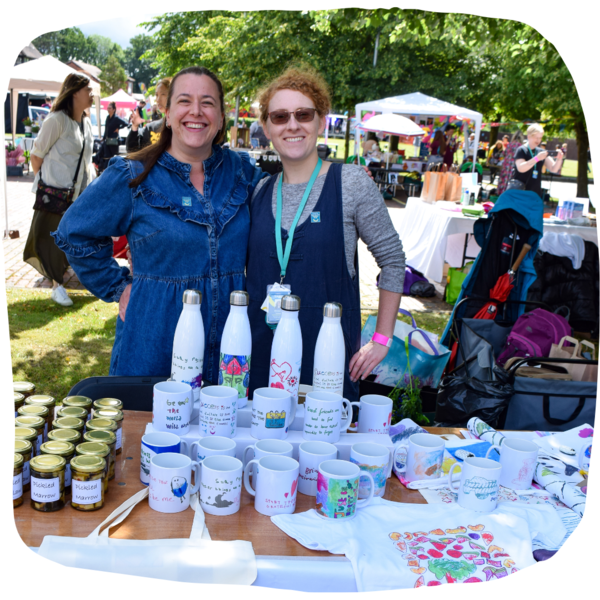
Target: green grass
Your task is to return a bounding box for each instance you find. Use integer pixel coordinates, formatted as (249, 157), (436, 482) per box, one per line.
(361, 309), (452, 338)
(7, 288), (118, 401)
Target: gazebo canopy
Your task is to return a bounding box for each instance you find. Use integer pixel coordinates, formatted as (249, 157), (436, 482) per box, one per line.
(100, 89), (137, 110)
(356, 113), (425, 137)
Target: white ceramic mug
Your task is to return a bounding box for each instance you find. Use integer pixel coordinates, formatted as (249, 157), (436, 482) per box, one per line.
(298, 441), (338, 496)
(316, 459), (375, 520)
(199, 385), (238, 438)
(303, 391), (352, 443)
(141, 432), (189, 486)
(251, 387), (296, 440)
(149, 452), (200, 513)
(393, 433), (445, 482)
(199, 455), (243, 516)
(348, 395), (393, 435)
(243, 439), (294, 485)
(350, 442), (392, 498)
(152, 381), (193, 436)
(485, 438), (539, 490)
(448, 457), (502, 512)
(191, 436), (237, 463)
(243, 455), (299, 516)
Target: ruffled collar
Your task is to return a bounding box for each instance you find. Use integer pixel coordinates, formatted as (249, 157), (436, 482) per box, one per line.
(157, 144), (224, 179)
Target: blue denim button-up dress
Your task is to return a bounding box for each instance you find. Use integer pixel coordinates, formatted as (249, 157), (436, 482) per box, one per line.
(52, 145), (265, 383)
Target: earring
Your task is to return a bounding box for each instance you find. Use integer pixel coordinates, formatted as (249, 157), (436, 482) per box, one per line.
(166, 121), (171, 129)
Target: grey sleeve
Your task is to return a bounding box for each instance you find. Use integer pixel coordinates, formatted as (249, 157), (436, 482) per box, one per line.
(342, 165), (406, 293)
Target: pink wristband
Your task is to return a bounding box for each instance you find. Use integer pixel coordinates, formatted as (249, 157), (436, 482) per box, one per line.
(372, 332), (392, 348)
(534, 155), (540, 163)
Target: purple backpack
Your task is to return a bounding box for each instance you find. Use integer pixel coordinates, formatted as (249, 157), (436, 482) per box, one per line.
(496, 308), (571, 365)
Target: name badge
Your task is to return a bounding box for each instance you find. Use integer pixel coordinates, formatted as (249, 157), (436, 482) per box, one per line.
(311, 212), (321, 223)
(182, 196), (192, 206)
(532, 170), (538, 179)
(261, 283), (291, 325)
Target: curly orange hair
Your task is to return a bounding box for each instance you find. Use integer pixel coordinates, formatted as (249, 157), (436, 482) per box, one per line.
(258, 67), (331, 124)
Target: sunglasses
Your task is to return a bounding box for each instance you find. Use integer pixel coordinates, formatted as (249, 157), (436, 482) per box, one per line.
(268, 108), (317, 125)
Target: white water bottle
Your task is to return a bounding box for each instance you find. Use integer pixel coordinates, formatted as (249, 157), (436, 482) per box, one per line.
(171, 289), (204, 402)
(313, 302), (345, 395)
(219, 290), (252, 408)
(269, 295), (302, 405)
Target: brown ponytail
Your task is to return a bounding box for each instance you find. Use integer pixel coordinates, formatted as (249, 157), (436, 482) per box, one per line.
(127, 66), (226, 188)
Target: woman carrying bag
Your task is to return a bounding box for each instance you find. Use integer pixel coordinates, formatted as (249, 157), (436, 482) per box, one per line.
(24, 73), (95, 306)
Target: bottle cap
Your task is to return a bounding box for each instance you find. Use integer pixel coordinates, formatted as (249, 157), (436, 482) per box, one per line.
(182, 290), (202, 305)
(281, 295), (301, 311)
(230, 290), (249, 306)
(323, 302), (342, 318)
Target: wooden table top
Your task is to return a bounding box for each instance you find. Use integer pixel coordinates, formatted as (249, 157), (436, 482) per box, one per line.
(14, 411), (461, 556)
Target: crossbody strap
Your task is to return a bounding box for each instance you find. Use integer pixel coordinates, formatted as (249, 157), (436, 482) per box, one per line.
(39, 120), (86, 190)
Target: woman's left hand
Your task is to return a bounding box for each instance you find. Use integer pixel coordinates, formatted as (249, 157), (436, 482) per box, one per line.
(349, 341), (389, 382)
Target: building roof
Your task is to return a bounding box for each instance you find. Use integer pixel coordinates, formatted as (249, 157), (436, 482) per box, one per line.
(67, 60), (102, 82)
(19, 44), (43, 61)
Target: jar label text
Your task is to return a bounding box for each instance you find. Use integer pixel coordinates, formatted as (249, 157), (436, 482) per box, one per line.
(31, 476), (60, 502)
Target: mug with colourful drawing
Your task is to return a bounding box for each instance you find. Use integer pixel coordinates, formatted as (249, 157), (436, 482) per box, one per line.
(251, 387), (296, 440)
(243, 455), (300, 516)
(350, 442), (392, 498)
(149, 452), (200, 514)
(140, 432), (189, 486)
(347, 395), (393, 435)
(302, 391), (353, 443)
(316, 459), (375, 520)
(448, 457), (502, 513)
(199, 385), (238, 438)
(485, 438), (539, 490)
(199, 455), (243, 517)
(579, 442), (592, 474)
(298, 441), (338, 496)
(393, 433), (445, 483)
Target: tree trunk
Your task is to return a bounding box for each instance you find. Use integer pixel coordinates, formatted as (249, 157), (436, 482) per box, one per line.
(390, 135), (399, 153)
(574, 118), (589, 200)
(344, 106), (352, 161)
(489, 126), (499, 147)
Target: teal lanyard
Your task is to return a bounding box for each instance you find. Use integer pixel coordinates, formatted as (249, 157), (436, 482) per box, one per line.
(275, 158), (322, 283)
(527, 143), (536, 161)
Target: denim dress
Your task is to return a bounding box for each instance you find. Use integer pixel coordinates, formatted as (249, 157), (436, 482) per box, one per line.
(53, 146), (265, 383)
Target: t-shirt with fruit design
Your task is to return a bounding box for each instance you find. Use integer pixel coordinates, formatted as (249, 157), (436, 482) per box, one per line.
(271, 497), (566, 592)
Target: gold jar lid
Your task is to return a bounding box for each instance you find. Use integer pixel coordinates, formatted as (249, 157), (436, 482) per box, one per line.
(71, 455), (106, 473)
(63, 396), (92, 409)
(93, 398), (123, 411)
(30, 454), (66, 472)
(53, 416), (84, 431)
(76, 441), (110, 458)
(18, 404), (49, 419)
(14, 392), (25, 403)
(94, 408), (124, 423)
(26, 394), (56, 408)
(14, 453), (24, 468)
(13, 382), (35, 394)
(48, 428), (80, 443)
(87, 418), (118, 432)
(15, 415), (45, 429)
(83, 429), (116, 445)
(15, 439), (33, 454)
(40, 440), (75, 456)
(15, 426), (37, 441)
(57, 406), (88, 420)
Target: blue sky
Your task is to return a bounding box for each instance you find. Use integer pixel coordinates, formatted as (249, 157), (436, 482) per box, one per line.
(78, 13), (162, 48)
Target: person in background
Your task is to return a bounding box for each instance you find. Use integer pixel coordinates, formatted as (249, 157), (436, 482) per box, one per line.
(502, 135), (510, 150)
(151, 103), (161, 121)
(41, 96), (52, 109)
(136, 99), (147, 120)
(430, 129), (446, 160)
(24, 73), (95, 307)
(103, 102), (129, 163)
(442, 124), (458, 168)
(127, 77), (171, 151)
(249, 118), (270, 148)
(487, 140), (505, 185)
(497, 130), (522, 194)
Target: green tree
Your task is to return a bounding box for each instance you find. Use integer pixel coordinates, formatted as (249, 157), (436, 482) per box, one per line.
(88, 34), (124, 67)
(100, 54), (127, 96)
(123, 34), (159, 91)
(32, 27), (98, 63)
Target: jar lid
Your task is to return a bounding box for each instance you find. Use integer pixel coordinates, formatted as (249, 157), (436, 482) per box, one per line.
(323, 302), (342, 318)
(14, 392), (25, 403)
(26, 394), (55, 407)
(281, 294), (301, 311)
(53, 416), (84, 430)
(18, 404), (49, 419)
(230, 290), (249, 306)
(84, 429), (116, 445)
(71, 455), (106, 473)
(13, 381), (35, 394)
(15, 439), (33, 454)
(63, 395), (92, 408)
(48, 428), (80, 443)
(14, 453), (24, 468)
(87, 418), (118, 432)
(15, 427), (37, 441)
(57, 406), (88, 419)
(40, 440), (75, 456)
(94, 408), (123, 422)
(76, 441), (110, 457)
(182, 289), (202, 305)
(93, 398), (123, 410)
(15, 415), (45, 429)
(30, 454), (66, 472)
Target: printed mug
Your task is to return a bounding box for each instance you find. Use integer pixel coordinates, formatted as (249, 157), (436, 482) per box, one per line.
(579, 443), (592, 474)
(243, 439), (294, 482)
(316, 459), (375, 520)
(199, 455), (244, 516)
(393, 433), (445, 483)
(199, 385), (238, 438)
(191, 436), (237, 463)
(350, 442), (392, 498)
(485, 438), (539, 490)
(298, 441), (338, 496)
(251, 387), (296, 440)
(448, 457), (502, 513)
(347, 395), (393, 435)
(303, 391), (352, 443)
(140, 432), (189, 486)
(244, 455), (299, 516)
(152, 380), (193, 436)
(149, 452), (200, 514)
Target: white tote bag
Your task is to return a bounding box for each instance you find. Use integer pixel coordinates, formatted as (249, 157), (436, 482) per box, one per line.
(38, 488), (257, 585)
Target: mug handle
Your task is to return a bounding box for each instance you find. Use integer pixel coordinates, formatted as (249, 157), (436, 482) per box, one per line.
(340, 399), (353, 432)
(189, 441), (198, 461)
(485, 444), (502, 460)
(189, 460), (201, 495)
(346, 402), (361, 433)
(448, 462), (461, 493)
(393, 444), (408, 475)
(180, 440), (189, 457)
(356, 472), (375, 509)
(386, 447), (394, 478)
(244, 459), (259, 497)
(243, 445), (255, 468)
(288, 395), (297, 427)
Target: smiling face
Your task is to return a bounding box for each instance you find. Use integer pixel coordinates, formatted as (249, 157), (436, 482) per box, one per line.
(263, 89), (326, 164)
(527, 131), (544, 150)
(166, 73), (223, 158)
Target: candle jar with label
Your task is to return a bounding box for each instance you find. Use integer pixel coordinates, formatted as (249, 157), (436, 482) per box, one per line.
(15, 416), (45, 455)
(29, 454), (66, 512)
(14, 393), (25, 417)
(70, 456), (106, 511)
(52, 416), (85, 442)
(93, 409), (124, 454)
(18, 404), (50, 442)
(40, 441), (76, 491)
(57, 406), (88, 422)
(15, 439), (33, 492)
(15, 427), (39, 458)
(76, 442), (110, 493)
(48, 428), (81, 446)
(25, 394), (56, 425)
(14, 454), (24, 508)
(83, 430), (116, 480)
(13, 381), (36, 399)
(63, 396), (93, 421)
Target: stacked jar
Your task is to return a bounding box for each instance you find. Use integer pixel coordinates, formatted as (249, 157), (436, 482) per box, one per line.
(57, 406), (88, 422)
(29, 454), (66, 512)
(15, 415), (45, 455)
(76, 442), (110, 493)
(40, 440), (76, 491)
(25, 395), (56, 432)
(13, 381), (36, 400)
(48, 428), (81, 448)
(14, 393), (25, 417)
(52, 417), (85, 443)
(83, 429), (116, 481)
(14, 439), (33, 492)
(15, 427), (38, 458)
(63, 396), (93, 421)
(17, 405), (49, 442)
(92, 398), (123, 417)
(14, 454), (24, 508)
(93, 409), (124, 454)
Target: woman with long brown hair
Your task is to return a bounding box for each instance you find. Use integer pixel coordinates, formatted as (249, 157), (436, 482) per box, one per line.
(24, 72), (94, 306)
